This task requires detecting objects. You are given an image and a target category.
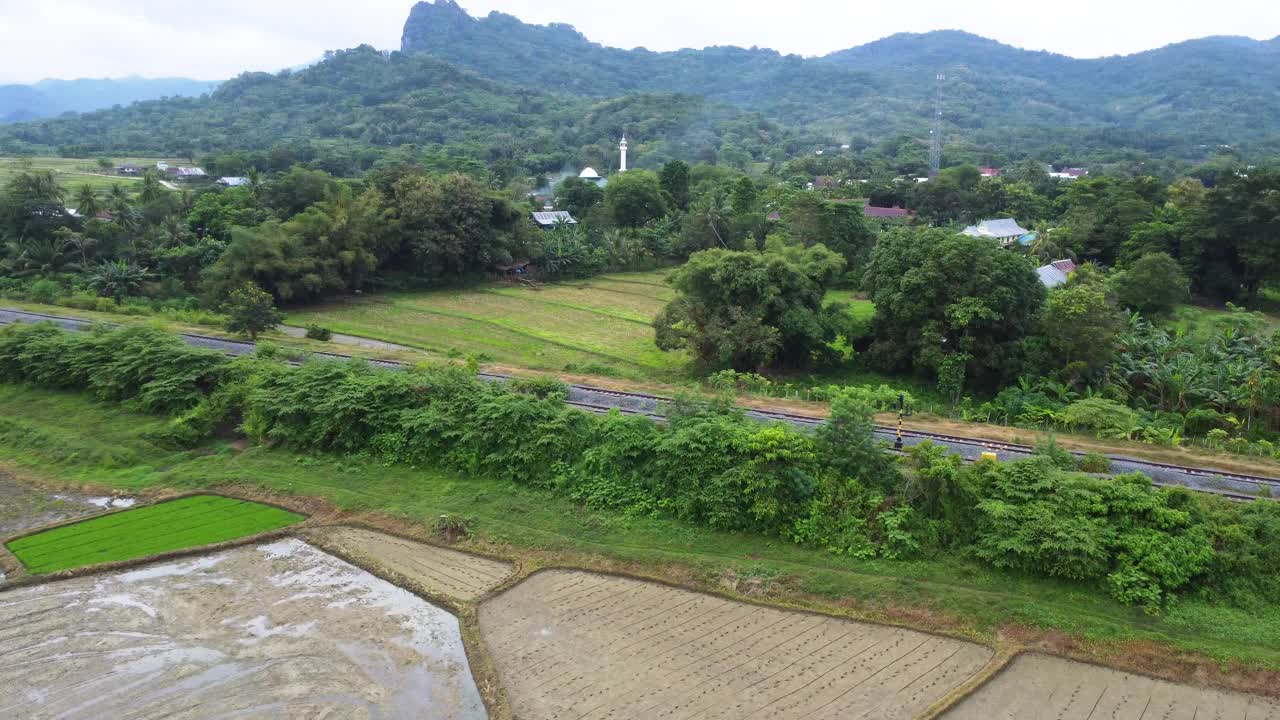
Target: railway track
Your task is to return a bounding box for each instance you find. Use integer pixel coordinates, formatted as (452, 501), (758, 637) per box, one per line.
(3, 307), (1276, 501)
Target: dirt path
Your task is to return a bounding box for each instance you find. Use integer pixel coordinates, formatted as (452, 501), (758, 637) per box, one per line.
(0, 539), (487, 719)
(277, 324), (419, 352)
(943, 653), (1280, 719)
(478, 569), (992, 720)
(317, 526), (512, 601)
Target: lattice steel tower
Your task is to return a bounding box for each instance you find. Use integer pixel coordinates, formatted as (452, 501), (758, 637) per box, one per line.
(929, 73), (945, 177)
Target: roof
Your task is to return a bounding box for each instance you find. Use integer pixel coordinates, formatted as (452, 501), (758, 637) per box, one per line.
(217, 176), (250, 186)
(579, 167), (601, 179)
(863, 205), (912, 218)
(531, 210), (578, 226)
(961, 218), (1029, 239)
(167, 166), (206, 177)
(1037, 259), (1077, 288)
(978, 167), (1001, 176)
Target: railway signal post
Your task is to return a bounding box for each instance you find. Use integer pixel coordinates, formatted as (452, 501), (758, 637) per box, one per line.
(894, 393), (904, 450)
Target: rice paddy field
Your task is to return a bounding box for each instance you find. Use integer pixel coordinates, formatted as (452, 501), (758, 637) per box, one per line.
(286, 270), (880, 382)
(5, 494), (303, 574)
(288, 270), (689, 380)
(0, 155), (183, 195)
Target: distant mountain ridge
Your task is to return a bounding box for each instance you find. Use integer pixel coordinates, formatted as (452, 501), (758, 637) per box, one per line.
(0, 77), (220, 123)
(400, 0), (1280, 154)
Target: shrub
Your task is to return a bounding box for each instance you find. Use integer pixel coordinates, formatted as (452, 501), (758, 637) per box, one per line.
(1078, 452), (1111, 473)
(28, 279), (60, 305)
(509, 376), (569, 401)
(304, 324), (333, 341)
(1059, 398), (1138, 437)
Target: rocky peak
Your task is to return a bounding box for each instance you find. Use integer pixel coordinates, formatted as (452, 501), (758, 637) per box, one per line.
(401, 0), (475, 53)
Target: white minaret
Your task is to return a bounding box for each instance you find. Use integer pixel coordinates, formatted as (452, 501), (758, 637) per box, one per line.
(619, 135), (628, 172)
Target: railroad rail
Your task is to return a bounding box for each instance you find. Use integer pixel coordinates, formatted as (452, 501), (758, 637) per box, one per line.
(3, 307), (1276, 502)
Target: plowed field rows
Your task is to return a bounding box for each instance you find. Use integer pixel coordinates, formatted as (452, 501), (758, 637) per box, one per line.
(943, 654), (1280, 720)
(478, 569), (992, 720)
(319, 526), (512, 601)
(6, 495), (303, 573)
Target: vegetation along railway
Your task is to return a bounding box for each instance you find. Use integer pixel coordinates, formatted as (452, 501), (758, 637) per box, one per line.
(3, 307), (1273, 502)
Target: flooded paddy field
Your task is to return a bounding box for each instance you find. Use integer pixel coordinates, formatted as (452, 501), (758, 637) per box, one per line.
(0, 539), (486, 719)
(0, 471), (133, 538)
(943, 653), (1280, 720)
(479, 569), (993, 720)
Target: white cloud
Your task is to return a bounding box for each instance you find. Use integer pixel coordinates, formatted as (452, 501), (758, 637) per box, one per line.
(0, 0), (1276, 83)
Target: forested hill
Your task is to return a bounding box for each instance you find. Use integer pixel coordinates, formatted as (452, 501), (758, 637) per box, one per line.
(400, 0), (1280, 157)
(0, 46), (803, 177)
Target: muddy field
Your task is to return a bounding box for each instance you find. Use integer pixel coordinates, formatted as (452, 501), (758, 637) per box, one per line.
(0, 539), (486, 719)
(944, 653), (1279, 720)
(0, 472), (133, 537)
(319, 526), (513, 601)
(479, 569), (993, 719)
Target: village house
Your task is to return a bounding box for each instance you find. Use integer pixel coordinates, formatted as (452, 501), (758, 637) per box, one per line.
(1037, 259), (1077, 288)
(115, 163), (141, 176)
(217, 176), (250, 187)
(165, 166), (208, 183)
(863, 205), (913, 221)
(960, 218), (1032, 246)
(530, 210), (578, 228)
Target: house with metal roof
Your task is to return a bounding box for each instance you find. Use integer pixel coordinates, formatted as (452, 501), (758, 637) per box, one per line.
(863, 205), (913, 220)
(960, 218), (1031, 246)
(217, 176), (250, 187)
(531, 210), (578, 228)
(1036, 259), (1077, 288)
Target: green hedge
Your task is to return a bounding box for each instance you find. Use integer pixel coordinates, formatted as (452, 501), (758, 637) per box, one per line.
(2, 321), (1276, 613)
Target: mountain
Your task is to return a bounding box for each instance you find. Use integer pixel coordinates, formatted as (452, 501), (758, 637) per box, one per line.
(400, 0), (1280, 157)
(0, 77), (219, 124)
(0, 47), (802, 176)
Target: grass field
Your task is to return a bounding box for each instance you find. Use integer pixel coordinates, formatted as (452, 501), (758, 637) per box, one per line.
(0, 383), (1276, 671)
(288, 270), (689, 380)
(5, 493), (303, 574)
(0, 155), (185, 196)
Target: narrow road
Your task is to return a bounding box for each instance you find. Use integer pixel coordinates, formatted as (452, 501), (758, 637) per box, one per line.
(1, 308), (1274, 501)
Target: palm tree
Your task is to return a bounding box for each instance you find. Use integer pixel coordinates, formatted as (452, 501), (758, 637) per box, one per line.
(74, 184), (100, 219)
(690, 187), (733, 249)
(10, 235), (81, 277)
(140, 171), (164, 204)
(89, 259), (153, 304)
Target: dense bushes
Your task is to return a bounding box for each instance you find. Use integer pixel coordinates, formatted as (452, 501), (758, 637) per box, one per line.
(2, 321), (1277, 613)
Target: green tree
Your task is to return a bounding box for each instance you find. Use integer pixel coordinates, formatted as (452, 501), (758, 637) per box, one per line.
(1110, 252), (1190, 316)
(223, 282), (284, 340)
(1205, 168), (1280, 302)
(863, 227), (1045, 389)
(654, 245), (844, 371)
(554, 176), (604, 218)
(658, 160), (690, 210)
(140, 171), (165, 205)
(604, 170), (667, 228)
(74, 184), (100, 220)
(89, 259), (153, 304)
(1032, 275), (1124, 383)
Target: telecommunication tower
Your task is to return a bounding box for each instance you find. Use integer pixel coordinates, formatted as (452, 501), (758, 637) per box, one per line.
(929, 73), (945, 177)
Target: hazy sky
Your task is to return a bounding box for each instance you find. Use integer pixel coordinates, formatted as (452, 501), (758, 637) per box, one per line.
(1, 0), (1277, 83)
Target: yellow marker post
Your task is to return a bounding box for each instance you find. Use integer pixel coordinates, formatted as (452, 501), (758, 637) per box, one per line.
(981, 452), (998, 462)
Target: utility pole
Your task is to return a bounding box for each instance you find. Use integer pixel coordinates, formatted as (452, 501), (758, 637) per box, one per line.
(929, 73), (944, 178)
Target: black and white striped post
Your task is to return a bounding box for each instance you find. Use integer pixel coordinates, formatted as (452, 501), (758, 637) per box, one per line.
(894, 393), (904, 450)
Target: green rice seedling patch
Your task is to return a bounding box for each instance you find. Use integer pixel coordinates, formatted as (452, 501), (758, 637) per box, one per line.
(5, 494), (304, 574)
